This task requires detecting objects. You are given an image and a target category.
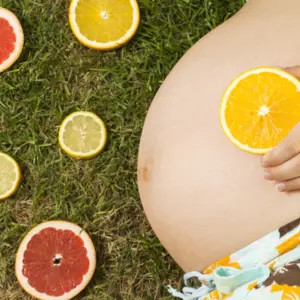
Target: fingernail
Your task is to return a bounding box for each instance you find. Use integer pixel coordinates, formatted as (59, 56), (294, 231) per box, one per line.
(264, 170), (272, 180)
(275, 183), (286, 192)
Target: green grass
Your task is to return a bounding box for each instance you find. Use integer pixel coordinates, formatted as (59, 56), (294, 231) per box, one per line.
(0, 0), (243, 299)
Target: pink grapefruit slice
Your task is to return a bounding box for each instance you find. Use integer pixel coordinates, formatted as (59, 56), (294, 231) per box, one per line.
(15, 221), (96, 300)
(0, 8), (24, 72)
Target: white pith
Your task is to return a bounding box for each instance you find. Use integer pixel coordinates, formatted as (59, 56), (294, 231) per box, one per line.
(258, 105), (270, 117)
(100, 10), (108, 20)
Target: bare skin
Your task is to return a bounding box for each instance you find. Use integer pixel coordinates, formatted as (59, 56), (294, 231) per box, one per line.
(138, 0), (300, 272)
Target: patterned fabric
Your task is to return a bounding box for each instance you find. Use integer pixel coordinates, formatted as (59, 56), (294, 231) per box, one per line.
(168, 218), (300, 299)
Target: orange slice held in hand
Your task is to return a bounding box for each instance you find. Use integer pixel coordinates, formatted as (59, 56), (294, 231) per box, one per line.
(220, 67), (300, 154)
(69, 0), (140, 50)
(0, 8), (24, 72)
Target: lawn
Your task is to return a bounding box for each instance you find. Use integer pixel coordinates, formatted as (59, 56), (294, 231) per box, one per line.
(0, 0), (243, 299)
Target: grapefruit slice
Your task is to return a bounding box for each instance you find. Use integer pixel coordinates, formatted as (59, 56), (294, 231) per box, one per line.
(0, 8), (24, 72)
(220, 67), (300, 154)
(69, 0), (140, 50)
(16, 221), (96, 300)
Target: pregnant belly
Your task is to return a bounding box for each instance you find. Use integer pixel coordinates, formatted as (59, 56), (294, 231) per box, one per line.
(138, 4), (300, 272)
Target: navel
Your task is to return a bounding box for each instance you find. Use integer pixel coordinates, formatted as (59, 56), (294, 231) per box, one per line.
(139, 158), (153, 183)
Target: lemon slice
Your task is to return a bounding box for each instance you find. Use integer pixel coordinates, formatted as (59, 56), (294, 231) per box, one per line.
(0, 152), (21, 200)
(69, 0), (140, 50)
(59, 111), (107, 159)
(220, 67), (300, 154)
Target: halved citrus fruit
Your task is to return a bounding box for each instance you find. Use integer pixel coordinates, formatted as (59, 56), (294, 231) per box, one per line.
(0, 152), (21, 200)
(220, 67), (300, 154)
(16, 221), (96, 300)
(0, 8), (24, 72)
(59, 111), (107, 159)
(69, 0), (140, 50)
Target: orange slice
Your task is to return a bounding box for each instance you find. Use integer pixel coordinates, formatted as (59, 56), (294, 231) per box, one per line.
(220, 67), (300, 154)
(69, 0), (140, 50)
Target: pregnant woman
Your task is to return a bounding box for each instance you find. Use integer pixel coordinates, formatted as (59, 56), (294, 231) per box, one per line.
(138, 0), (300, 298)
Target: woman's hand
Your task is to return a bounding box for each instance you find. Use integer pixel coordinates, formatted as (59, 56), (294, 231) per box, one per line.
(262, 66), (300, 192)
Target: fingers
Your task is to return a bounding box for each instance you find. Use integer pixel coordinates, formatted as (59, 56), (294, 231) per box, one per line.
(275, 177), (300, 193)
(262, 123), (300, 168)
(285, 66), (300, 80)
(264, 153), (300, 181)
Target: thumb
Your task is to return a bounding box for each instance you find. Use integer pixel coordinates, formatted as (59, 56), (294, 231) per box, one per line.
(262, 122), (300, 167)
(285, 66), (300, 80)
